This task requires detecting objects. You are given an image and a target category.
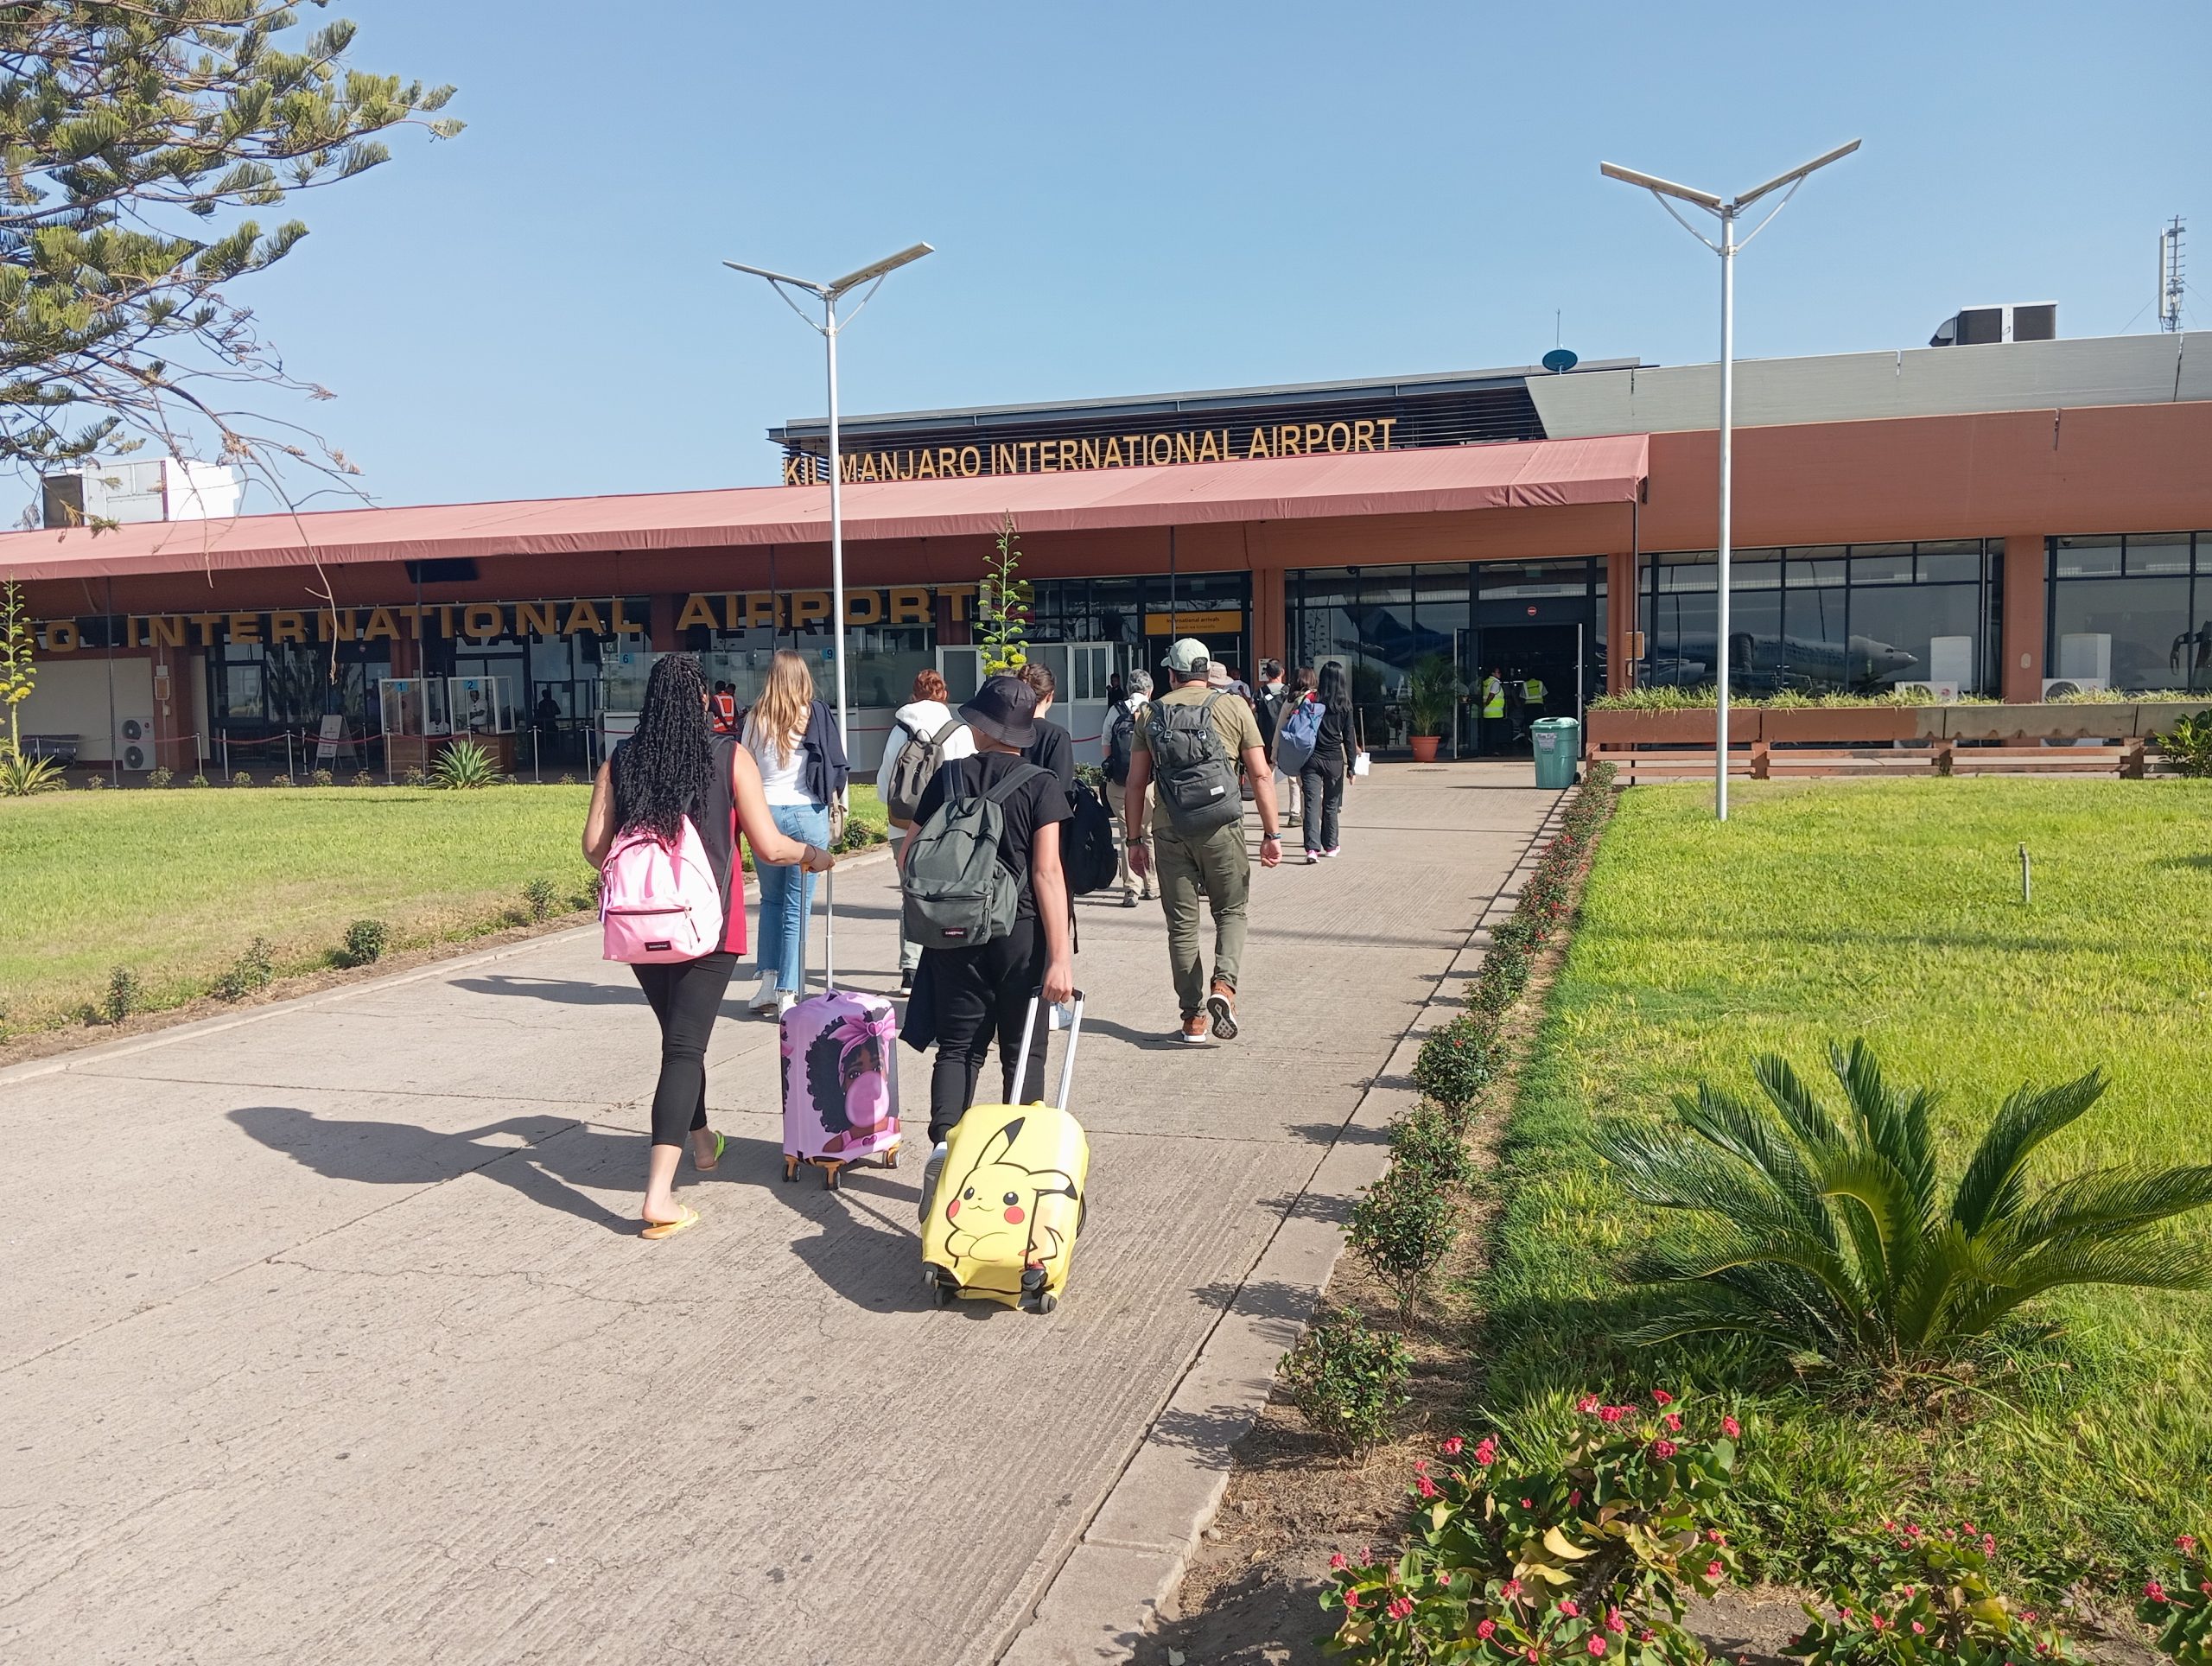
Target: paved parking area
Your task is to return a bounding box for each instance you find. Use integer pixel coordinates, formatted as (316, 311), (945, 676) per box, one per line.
(0, 764), (1557, 1664)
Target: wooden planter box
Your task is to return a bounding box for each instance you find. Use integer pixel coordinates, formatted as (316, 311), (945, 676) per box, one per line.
(1587, 709), (1759, 746)
(1761, 708), (1916, 744)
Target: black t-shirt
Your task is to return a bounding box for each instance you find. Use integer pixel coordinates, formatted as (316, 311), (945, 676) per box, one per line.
(912, 752), (1073, 922)
(1020, 720), (1077, 804)
(1312, 705), (1356, 768)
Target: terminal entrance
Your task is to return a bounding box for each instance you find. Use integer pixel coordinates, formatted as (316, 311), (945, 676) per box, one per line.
(1465, 622), (1586, 754)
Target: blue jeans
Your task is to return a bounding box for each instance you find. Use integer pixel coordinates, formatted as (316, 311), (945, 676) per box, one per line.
(756, 801), (830, 993)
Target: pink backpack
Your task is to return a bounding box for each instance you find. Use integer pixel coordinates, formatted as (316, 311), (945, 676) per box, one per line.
(600, 817), (724, 963)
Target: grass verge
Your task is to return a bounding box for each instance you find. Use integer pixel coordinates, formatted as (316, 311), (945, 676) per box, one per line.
(1478, 778), (2212, 1600)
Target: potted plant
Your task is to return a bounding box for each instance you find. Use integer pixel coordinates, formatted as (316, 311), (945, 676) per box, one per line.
(1407, 654), (1463, 763)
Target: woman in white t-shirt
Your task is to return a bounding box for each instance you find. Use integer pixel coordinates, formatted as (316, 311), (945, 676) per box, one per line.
(741, 651), (847, 1014)
(877, 667), (975, 992)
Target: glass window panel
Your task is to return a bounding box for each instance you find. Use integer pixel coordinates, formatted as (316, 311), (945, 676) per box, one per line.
(1786, 548), (1847, 586)
(1916, 544), (1983, 583)
(2054, 537), (2121, 577)
(2200, 533), (2212, 575)
(1847, 583), (1986, 695)
(1646, 587), (1716, 685)
(2050, 574), (2197, 692)
(1732, 555), (1783, 590)
(1849, 544), (1916, 584)
(1778, 587), (1850, 692)
(2127, 534), (2191, 575)
(1656, 551), (1715, 593)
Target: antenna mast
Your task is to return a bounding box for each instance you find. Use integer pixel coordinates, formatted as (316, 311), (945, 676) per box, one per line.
(2160, 217), (2186, 332)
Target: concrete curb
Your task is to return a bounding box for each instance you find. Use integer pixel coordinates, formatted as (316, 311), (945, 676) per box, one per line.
(996, 798), (1571, 1666)
(0, 842), (896, 1089)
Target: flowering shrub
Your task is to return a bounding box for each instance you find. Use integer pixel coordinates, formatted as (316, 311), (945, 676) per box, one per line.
(1321, 1392), (1741, 1664)
(1414, 1013), (1500, 1111)
(1791, 1520), (2075, 1666)
(2138, 1536), (2212, 1664)
(1349, 1167), (1461, 1320)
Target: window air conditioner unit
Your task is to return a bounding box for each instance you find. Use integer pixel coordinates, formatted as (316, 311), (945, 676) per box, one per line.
(2040, 677), (2107, 700)
(1893, 681), (1960, 703)
(114, 714), (156, 771)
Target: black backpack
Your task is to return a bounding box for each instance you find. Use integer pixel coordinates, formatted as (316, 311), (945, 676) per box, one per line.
(1103, 703), (1138, 785)
(1061, 778), (1120, 897)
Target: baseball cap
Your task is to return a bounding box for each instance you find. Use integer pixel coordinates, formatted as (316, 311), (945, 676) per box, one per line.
(1165, 638), (1211, 675)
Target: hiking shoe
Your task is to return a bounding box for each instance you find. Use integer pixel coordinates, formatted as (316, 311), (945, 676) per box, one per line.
(1206, 982), (1238, 1040)
(1179, 1014), (1210, 1045)
(919, 1141), (948, 1221)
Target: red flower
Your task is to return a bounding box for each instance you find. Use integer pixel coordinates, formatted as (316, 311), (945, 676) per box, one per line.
(1651, 1389), (1675, 1406)
(1503, 1579), (1523, 1601)
(1706, 1529), (1726, 1544)
(1414, 1459), (1429, 1474)
(1359, 1546), (1371, 1562)
(1599, 1406), (1626, 1424)
(1639, 1631), (1656, 1644)
(1344, 1587), (1362, 1610)
(1911, 1623), (1926, 1636)
(1388, 1596), (1414, 1620)
(1981, 1534), (1997, 1556)
(1871, 1616), (1886, 1633)
(1720, 1415), (1741, 1438)
(2023, 1612), (2038, 1623)
(1522, 1498), (1534, 1509)
(1652, 1439), (1678, 1459)
(1330, 1552), (1348, 1571)
(1576, 1393), (1601, 1414)
(1440, 1436), (1465, 1456)
(1527, 1650), (1540, 1663)
(1664, 1413), (1683, 1433)
(1568, 1489), (1582, 1509)
(1706, 1561), (1724, 1580)
(2181, 1535), (2200, 1555)
(1559, 1599), (1580, 1618)
(1417, 1475), (1440, 1498)
(2147, 1580), (2170, 1604)
(1605, 1608), (1625, 1634)
(1478, 1619), (1498, 1640)
(1587, 1637), (1608, 1656)
(1475, 1436), (1500, 1467)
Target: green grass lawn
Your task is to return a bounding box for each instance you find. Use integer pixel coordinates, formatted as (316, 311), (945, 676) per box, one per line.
(0, 781), (889, 1032)
(1480, 778), (2212, 1596)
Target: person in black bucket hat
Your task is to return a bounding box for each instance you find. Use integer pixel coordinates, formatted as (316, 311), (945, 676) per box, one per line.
(897, 674), (1077, 1219)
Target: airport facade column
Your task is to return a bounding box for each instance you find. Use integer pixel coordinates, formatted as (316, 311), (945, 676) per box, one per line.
(2001, 533), (2046, 703)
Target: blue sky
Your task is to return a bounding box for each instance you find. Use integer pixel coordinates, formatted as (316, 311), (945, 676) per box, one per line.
(223, 0), (2208, 510)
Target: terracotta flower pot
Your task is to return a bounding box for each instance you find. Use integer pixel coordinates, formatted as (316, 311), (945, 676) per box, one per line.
(1409, 735), (1441, 762)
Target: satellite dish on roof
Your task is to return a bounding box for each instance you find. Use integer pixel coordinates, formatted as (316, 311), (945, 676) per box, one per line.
(1541, 348), (1580, 373)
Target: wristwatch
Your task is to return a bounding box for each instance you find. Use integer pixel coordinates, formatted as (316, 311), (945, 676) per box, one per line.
(1128, 836), (1150, 848)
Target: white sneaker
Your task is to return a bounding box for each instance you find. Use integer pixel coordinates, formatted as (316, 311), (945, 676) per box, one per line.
(919, 1141), (949, 1221)
(747, 973), (779, 1012)
(775, 991), (798, 1018)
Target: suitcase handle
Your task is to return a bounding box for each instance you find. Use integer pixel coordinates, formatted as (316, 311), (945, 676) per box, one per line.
(1013, 989), (1084, 1113)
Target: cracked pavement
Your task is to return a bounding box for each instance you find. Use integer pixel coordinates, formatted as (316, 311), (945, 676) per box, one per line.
(0, 768), (1557, 1663)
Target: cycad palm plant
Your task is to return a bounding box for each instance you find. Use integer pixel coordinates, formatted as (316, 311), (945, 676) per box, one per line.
(1592, 1040), (2212, 1369)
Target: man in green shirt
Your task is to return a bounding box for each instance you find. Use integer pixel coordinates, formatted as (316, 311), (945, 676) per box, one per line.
(1124, 639), (1283, 1044)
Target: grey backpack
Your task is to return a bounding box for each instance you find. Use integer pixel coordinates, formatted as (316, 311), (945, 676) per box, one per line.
(900, 760), (1045, 950)
(1147, 692), (1242, 836)
(886, 714), (964, 825)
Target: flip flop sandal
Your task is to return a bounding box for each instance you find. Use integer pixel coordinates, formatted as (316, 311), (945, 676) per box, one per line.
(692, 1131), (726, 1172)
(640, 1205), (701, 1241)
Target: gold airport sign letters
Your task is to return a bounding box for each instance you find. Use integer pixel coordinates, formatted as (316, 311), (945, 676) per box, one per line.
(35, 588), (976, 652)
(782, 416), (1401, 486)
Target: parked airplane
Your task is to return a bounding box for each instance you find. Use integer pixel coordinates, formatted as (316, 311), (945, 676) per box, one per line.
(1649, 630), (1917, 691)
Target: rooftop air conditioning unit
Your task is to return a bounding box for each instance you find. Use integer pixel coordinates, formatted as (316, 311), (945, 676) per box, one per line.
(2040, 677), (2107, 700)
(1929, 303), (2057, 347)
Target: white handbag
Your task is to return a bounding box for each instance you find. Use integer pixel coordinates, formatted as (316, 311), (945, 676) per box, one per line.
(1351, 714), (1371, 778)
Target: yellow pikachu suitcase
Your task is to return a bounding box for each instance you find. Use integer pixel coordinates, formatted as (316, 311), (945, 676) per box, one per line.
(921, 994), (1090, 1314)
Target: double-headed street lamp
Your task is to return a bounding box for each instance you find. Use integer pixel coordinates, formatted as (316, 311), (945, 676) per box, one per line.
(1599, 141), (1859, 821)
(722, 242), (934, 760)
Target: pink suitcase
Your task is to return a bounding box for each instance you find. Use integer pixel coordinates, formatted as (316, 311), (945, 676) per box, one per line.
(779, 856), (901, 1188)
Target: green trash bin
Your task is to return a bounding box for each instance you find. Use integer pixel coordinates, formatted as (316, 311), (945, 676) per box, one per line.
(1531, 717), (1580, 789)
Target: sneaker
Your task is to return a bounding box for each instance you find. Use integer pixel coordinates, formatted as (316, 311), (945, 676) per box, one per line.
(1323, 847), (1342, 859)
(1121, 889), (1139, 909)
(1179, 1014), (1210, 1045)
(919, 1141), (948, 1222)
(899, 969), (914, 994)
(1205, 982), (1238, 1040)
(747, 973), (779, 1012)
(775, 991), (797, 1018)
(1305, 849), (1320, 865)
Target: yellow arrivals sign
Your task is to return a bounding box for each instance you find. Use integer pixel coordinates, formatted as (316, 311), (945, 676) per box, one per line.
(1142, 610), (1242, 636)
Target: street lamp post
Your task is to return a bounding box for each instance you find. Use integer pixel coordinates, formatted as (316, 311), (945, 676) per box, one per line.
(1599, 142), (1859, 821)
(721, 242), (935, 764)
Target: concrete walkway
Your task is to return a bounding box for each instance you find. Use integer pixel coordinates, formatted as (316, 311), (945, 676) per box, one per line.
(0, 763), (1557, 1664)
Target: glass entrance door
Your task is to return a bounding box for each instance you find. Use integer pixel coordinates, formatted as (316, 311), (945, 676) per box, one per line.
(1471, 623), (1586, 754)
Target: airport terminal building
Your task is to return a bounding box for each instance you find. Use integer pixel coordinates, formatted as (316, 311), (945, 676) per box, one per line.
(4, 327), (2209, 773)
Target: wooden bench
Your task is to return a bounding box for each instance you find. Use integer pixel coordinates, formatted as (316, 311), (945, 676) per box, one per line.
(1946, 740), (2145, 778)
(1753, 742), (1942, 779)
(1592, 745), (1758, 785)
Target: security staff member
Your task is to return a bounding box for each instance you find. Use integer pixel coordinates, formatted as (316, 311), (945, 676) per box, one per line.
(1479, 668), (1504, 750)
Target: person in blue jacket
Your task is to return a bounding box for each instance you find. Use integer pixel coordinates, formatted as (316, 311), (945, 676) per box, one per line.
(741, 650), (850, 1015)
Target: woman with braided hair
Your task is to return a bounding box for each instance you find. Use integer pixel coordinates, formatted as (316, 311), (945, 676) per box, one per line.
(582, 653), (836, 1238)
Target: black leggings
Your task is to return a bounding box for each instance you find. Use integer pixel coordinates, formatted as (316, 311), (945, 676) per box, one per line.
(925, 918), (1048, 1143)
(1300, 758), (1345, 852)
(632, 951), (738, 1148)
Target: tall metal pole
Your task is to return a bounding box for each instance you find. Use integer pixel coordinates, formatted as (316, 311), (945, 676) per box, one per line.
(823, 292), (849, 758)
(1715, 205), (1736, 822)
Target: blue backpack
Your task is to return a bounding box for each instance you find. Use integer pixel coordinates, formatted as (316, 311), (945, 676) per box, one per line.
(1275, 698), (1324, 773)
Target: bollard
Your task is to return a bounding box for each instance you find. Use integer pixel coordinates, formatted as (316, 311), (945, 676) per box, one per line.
(2019, 843), (2031, 906)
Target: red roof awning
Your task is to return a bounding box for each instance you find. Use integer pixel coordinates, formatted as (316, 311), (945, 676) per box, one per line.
(0, 436), (1648, 582)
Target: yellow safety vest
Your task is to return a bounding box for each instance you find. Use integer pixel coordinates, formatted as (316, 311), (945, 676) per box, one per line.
(1480, 677), (1504, 718)
(1524, 677), (1547, 703)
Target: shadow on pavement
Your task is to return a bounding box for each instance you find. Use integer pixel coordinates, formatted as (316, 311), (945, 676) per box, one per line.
(450, 973), (647, 1007)
(229, 1104), (632, 1232)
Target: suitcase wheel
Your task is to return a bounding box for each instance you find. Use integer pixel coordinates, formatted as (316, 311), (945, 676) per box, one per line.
(881, 1145), (899, 1170)
(925, 1268), (957, 1307)
(782, 1154), (798, 1184)
(1027, 1290), (1058, 1316)
(821, 1160), (842, 1192)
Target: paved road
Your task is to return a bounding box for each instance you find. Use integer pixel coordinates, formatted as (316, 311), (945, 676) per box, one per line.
(0, 764), (1555, 1664)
